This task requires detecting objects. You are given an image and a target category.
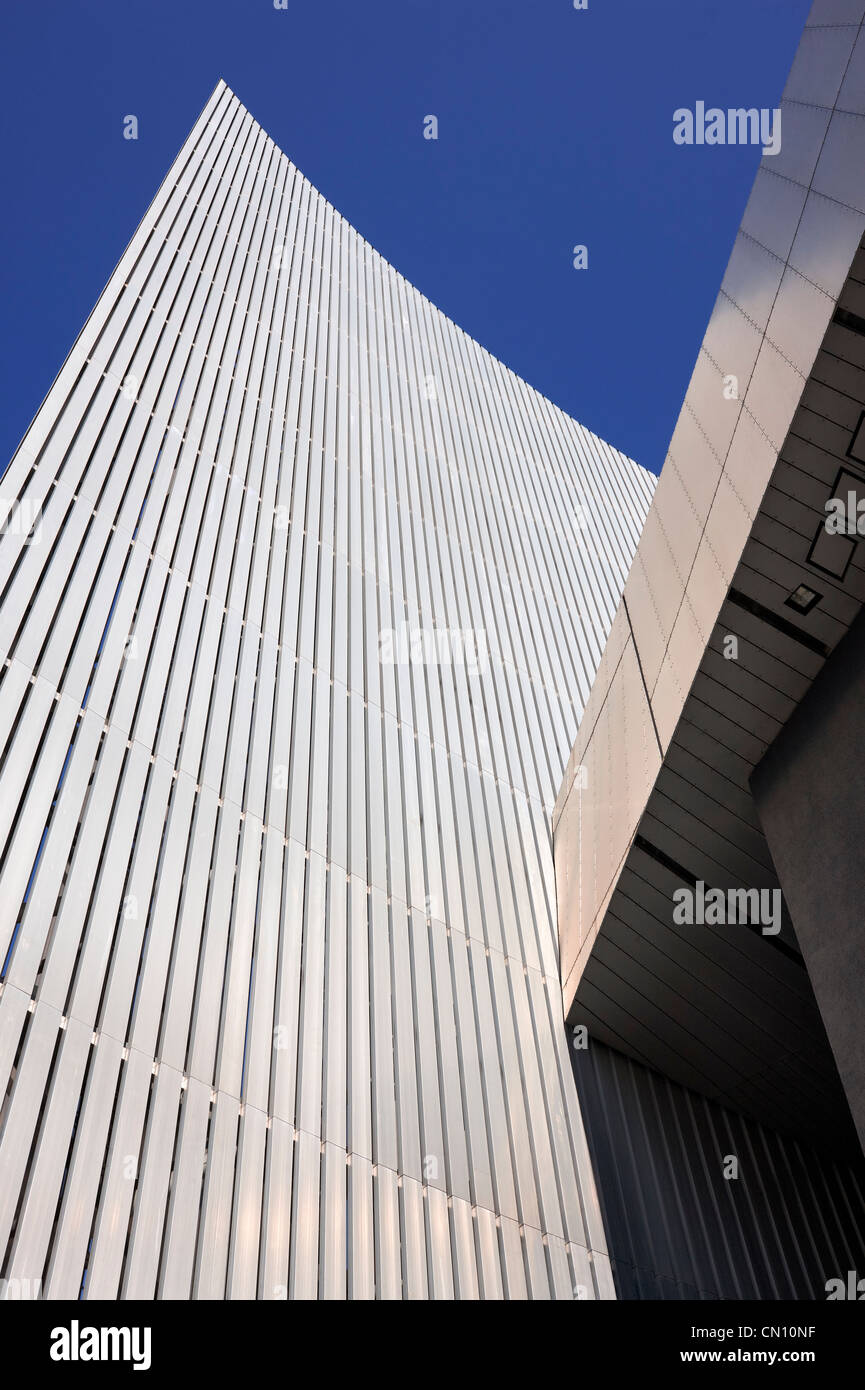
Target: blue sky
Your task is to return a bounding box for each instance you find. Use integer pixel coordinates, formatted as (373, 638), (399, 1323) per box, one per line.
(1, 0), (811, 475)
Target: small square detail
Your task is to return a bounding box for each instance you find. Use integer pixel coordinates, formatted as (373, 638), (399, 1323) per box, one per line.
(784, 583), (822, 615)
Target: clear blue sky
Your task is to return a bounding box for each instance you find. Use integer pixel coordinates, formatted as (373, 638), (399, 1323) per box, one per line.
(1, 0), (811, 475)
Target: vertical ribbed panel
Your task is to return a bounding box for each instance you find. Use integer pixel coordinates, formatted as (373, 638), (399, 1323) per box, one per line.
(0, 80), (654, 1300)
(574, 1040), (865, 1300)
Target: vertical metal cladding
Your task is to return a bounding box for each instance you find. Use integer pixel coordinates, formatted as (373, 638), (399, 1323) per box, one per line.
(574, 1040), (865, 1300)
(0, 82), (655, 1299)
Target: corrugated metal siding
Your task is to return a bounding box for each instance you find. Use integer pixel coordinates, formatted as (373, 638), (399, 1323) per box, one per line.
(0, 81), (654, 1299)
(573, 1039), (865, 1300)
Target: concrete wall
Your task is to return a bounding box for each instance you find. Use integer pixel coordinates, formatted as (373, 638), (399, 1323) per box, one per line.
(555, 0), (865, 1022)
(752, 604), (865, 1154)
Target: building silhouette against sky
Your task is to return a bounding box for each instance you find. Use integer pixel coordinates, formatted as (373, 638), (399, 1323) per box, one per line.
(0, 80), (653, 1299)
(3, 1), (865, 1302)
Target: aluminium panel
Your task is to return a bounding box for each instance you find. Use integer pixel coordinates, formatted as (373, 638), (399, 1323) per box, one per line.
(0, 80), (655, 1299)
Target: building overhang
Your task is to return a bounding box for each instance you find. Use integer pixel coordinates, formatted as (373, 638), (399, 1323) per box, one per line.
(554, 6), (865, 1159)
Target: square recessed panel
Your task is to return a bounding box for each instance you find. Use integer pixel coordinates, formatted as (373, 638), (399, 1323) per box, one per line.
(831, 468), (865, 532)
(847, 410), (865, 465)
(807, 521), (857, 578)
(806, 464), (865, 579)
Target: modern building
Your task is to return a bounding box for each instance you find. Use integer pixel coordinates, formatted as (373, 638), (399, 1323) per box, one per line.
(3, 0), (865, 1305)
(555, 0), (865, 1299)
(0, 79), (654, 1299)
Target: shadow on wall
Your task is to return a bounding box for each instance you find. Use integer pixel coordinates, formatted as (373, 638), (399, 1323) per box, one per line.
(571, 1037), (865, 1300)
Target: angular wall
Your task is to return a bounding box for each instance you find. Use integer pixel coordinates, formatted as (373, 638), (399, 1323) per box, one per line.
(752, 602), (865, 1155)
(555, 1), (865, 1027)
(551, 0), (865, 1301)
(0, 82), (654, 1299)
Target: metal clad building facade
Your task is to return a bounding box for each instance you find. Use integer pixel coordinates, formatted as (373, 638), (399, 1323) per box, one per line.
(0, 82), (654, 1299)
